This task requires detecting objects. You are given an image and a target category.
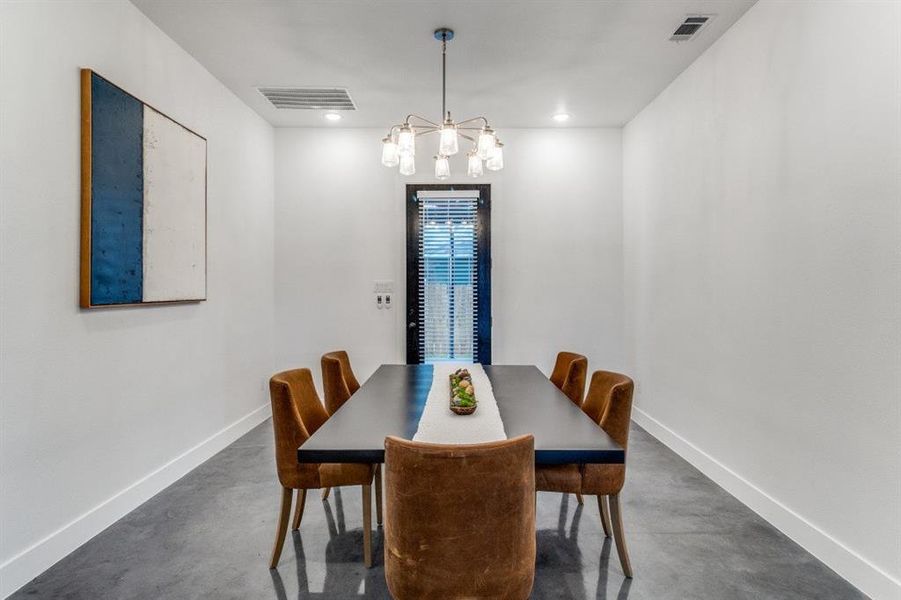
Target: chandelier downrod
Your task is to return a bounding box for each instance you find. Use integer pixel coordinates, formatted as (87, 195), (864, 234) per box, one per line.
(435, 27), (453, 120)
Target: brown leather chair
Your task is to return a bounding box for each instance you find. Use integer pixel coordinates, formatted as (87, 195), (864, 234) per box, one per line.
(549, 351), (588, 406)
(535, 370), (635, 577)
(384, 435), (537, 600)
(268, 368), (382, 568)
(319, 350), (362, 500)
(321, 350), (361, 415)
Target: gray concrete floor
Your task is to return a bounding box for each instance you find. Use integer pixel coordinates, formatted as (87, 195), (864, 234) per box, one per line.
(12, 421), (865, 599)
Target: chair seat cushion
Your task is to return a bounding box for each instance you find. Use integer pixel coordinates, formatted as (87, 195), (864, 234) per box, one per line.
(581, 464), (625, 496)
(280, 462), (320, 490)
(319, 462), (374, 488)
(535, 464), (582, 493)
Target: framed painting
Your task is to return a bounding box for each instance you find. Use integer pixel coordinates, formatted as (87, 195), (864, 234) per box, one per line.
(80, 69), (207, 308)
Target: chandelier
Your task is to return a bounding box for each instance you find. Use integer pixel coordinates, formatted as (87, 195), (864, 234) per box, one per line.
(380, 28), (504, 179)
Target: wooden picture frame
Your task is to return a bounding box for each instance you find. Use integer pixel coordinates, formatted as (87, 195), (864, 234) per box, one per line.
(80, 69), (207, 308)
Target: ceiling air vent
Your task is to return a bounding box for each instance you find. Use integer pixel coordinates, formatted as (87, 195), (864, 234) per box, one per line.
(257, 87), (356, 110)
(669, 15), (713, 42)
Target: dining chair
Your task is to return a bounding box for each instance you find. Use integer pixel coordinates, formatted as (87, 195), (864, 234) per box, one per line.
(549, 351), (588, 406)
(319, 350), (363, 500)
(268, 368), (381, 569)
(384, 435), (536, 600)
(548, 351), (589, 503)
(535, 369), (635, 578)
(321, 350), (361, 415)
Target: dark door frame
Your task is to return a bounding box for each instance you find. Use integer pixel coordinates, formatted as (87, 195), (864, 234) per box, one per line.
(405, 183), (491, 364)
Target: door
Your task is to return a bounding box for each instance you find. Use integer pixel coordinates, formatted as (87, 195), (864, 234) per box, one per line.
(406, 184), (491, 364)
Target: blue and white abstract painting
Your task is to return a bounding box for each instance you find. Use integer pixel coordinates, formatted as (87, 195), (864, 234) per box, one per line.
(82, 70), (206, 307)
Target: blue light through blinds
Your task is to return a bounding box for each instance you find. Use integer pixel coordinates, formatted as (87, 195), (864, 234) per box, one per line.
(417, 192), (479, 363)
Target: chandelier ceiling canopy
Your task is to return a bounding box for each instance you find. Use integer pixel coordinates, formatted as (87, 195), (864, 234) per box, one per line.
(380, 28), (504, 179)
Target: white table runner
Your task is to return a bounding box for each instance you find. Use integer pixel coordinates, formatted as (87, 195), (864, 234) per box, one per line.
(412, 363), (508, 444)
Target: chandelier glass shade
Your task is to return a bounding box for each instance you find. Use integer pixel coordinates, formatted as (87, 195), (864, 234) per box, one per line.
(434, 155), (451, 180)
(486, 142), (504, 171)
(380, 28), (504, 180)
(467, 152), (483, 177)
(439, 123), (459, 156)
(399, 153), (415, 176)
(380, 137), (399, 167)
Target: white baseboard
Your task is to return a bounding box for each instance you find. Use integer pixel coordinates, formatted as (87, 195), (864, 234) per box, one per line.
(0, 402), (272, 599)
(632, 407), (901, 600)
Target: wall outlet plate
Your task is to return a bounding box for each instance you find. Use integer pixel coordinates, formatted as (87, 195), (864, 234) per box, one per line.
(374, 280), (394, 293)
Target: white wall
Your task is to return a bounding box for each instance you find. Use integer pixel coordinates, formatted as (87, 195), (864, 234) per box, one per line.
(274, 128), (623, 389)
(622, 2), (901, 598)
(0, 2), (275, 596)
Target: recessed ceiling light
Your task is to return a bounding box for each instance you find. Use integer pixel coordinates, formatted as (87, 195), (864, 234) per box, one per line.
(324, 112), (342, 121)
(552, 113), (570, 123)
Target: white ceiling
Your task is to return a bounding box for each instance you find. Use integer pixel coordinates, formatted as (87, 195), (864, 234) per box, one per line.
(132, 0), (756, 129)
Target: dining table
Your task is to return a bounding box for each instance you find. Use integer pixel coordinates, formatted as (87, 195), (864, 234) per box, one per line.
(298, 364), (624, 465)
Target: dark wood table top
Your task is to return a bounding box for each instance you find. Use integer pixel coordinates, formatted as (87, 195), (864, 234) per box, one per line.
(298, 364), (624, 465)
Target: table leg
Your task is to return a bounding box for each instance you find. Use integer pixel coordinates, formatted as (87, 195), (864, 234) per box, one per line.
(375, 464), (383, 526)
(362, 484), (373, 567)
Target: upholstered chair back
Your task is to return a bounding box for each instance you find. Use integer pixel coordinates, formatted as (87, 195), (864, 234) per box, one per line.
(321, 350), (361, 414)
(580, 370), (635, 496)
(580, 370), (634, 448)
(549, 351), (588, 406)
(269, 368), (328, 489)
(384, 435), (536, 600)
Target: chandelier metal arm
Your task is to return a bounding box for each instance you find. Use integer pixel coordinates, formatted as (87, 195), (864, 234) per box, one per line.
(401, 127), (478, 143)
(456, 116), (490, 128)
(404, 114), (442, 128)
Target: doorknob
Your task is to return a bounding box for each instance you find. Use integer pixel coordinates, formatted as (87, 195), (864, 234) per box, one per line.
(408, 322), (417, 328)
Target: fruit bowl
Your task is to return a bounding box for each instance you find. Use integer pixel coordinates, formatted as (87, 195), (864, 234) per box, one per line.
(449, 369), (477, 415)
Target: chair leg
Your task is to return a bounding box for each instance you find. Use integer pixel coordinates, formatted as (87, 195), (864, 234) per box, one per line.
(269, 487), (293, 569)
(609, 493), (633, 578)
(598, 495), (612, 538)
(576, 492), (584, 505)
(375, 464), (383, 526)
(291, 489), (307, 531)
(321, 487), (331, 500)
(362, 484), (373, 568)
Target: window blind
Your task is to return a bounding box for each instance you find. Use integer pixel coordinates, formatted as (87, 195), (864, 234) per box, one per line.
(417, 190), (480, 363)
